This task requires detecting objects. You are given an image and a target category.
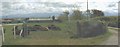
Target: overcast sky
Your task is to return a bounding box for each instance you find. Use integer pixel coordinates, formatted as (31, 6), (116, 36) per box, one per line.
(0, 0), (119, 16)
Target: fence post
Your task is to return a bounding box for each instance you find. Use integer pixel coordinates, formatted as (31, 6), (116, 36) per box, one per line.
(13, 26), (16, 39)
(20, 29), (23, 37)
(1, 27), (4, 42)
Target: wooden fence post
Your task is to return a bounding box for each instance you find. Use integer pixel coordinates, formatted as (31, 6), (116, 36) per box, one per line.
(13, 26), (16, 39)
(1, 27), (4, 42)
(20, 29), (23, 37)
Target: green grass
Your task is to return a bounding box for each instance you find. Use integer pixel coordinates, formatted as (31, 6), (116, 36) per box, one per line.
(3, 22), (112, 45)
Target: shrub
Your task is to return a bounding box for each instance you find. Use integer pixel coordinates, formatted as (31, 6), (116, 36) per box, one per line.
(57, 15), (68, 22)
(92, 16), (119, 28)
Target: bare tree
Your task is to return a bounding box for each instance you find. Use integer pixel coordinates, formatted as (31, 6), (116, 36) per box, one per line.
(71, 10), (83, 20)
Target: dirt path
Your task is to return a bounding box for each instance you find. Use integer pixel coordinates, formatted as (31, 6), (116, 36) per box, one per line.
(101, 29), (118, 45)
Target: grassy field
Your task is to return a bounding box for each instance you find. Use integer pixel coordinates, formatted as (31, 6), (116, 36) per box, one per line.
(2, 22), (113, 45)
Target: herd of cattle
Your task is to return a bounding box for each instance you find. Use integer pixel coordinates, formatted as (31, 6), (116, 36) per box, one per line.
(27, 24), (61, 31)
(13, 24), (61, 37)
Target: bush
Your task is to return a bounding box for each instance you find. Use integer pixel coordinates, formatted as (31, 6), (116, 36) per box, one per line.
(74, 20), (107, 38)
(57, 15), (68, 22)
(92, 16), (119, 28)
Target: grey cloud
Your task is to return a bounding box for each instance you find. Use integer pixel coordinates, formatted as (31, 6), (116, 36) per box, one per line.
(27, 2), (79, 8)
(2, 2), (82, 12)
(2, 2), (118, 16)
(2, 2), (11, 9)
(108, 3), (116, 7)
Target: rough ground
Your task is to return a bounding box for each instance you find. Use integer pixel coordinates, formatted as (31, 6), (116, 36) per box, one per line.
(0, 37), (1, 46)
(101, 29), (118, 45)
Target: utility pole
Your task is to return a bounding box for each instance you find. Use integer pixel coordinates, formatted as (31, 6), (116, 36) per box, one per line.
(87, 0), (88, 11)
(86, 0), (90, 20)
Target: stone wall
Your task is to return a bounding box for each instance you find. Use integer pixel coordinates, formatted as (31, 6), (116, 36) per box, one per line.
(76, 20), (107, 38)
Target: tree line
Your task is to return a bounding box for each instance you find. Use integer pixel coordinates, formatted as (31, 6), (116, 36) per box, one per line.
(58, 9), (104, 21)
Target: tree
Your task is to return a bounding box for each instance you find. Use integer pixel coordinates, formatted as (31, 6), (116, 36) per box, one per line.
(58, 11), (69, 21)
(52, 16), (55, 21)
(71, 10), (83, 20)
(63, 11), (69, 20)
(90, 9), (104, 18)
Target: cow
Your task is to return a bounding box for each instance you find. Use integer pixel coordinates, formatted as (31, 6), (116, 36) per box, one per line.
(47, 25), (61, 31)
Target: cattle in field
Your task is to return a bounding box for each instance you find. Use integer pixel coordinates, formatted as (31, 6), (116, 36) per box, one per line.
(27, 24), (61, 31)
(27, 25), (49, 31)
(12, 26), (20, 35)
(12, 26), (30, 37)
(13, 25), (61, 33)
(47, 25), (61, 31)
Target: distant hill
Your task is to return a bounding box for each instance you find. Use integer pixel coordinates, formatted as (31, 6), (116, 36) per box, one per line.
(1, 11), (118, 18)
(2, 13), (60, 18)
